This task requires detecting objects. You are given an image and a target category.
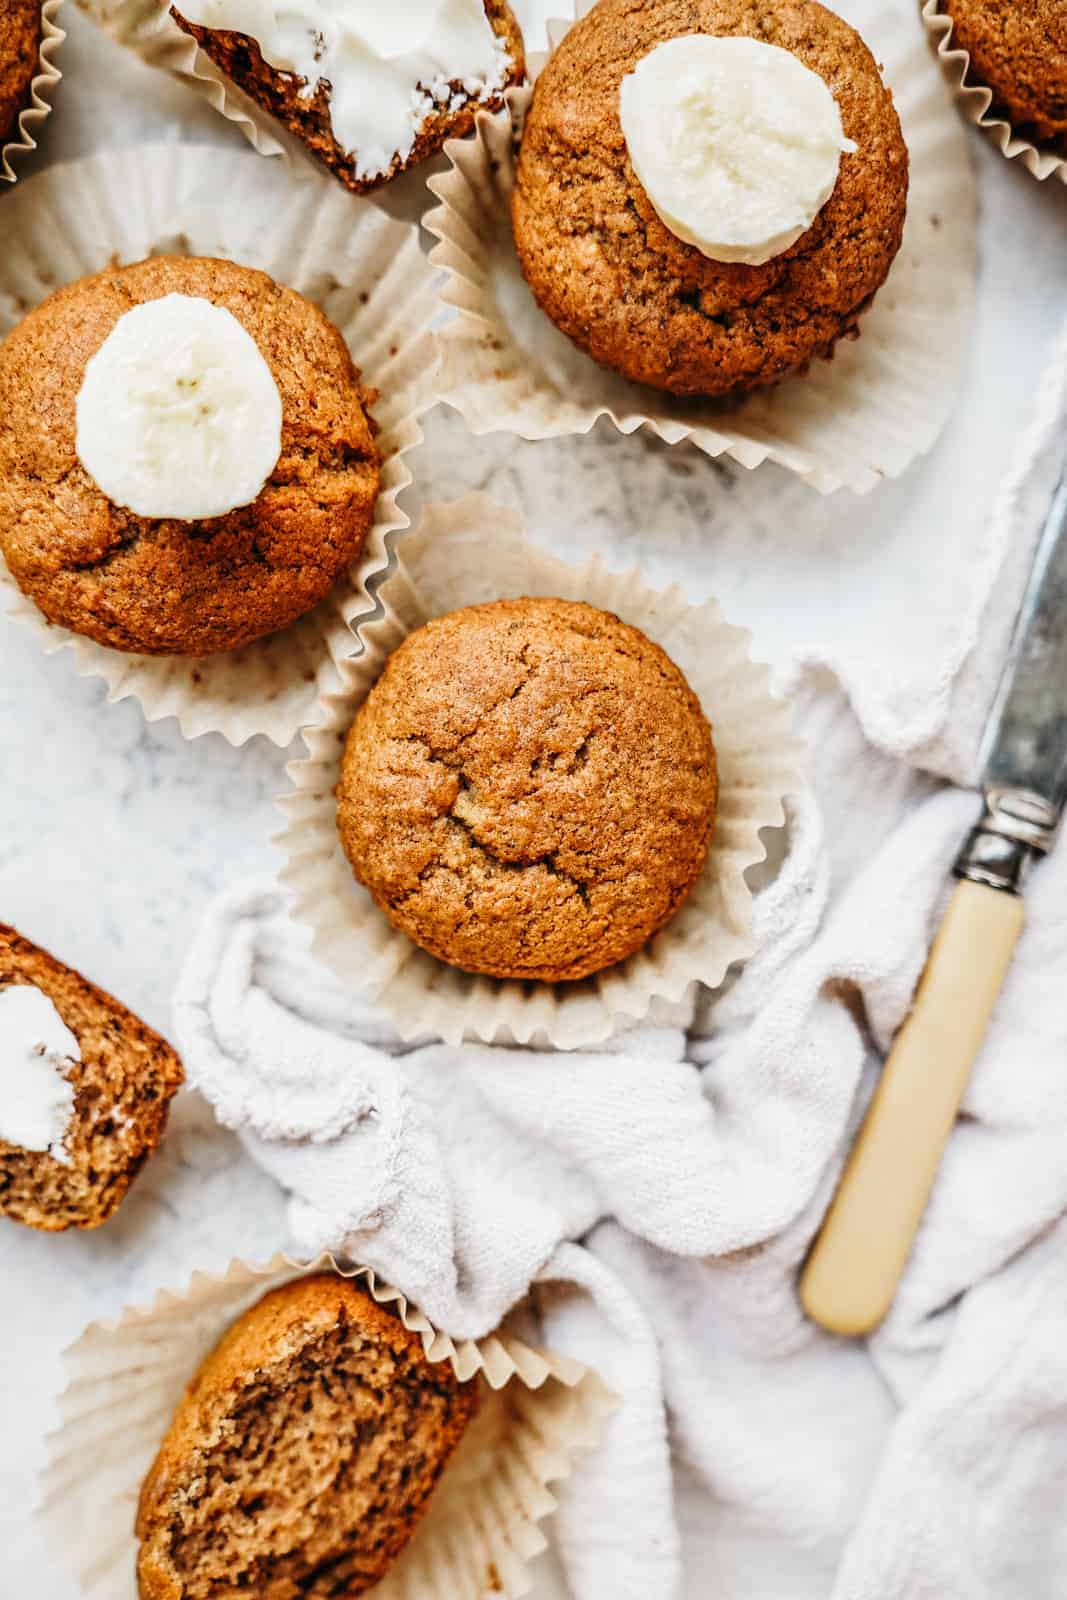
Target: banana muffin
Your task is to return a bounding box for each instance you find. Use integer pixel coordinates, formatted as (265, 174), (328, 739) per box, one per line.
(0, 0), (40, 150)
(512, 0), (909, 398)
(942, 0), (1067, 148)
(170, 0), (525, 194)
(137, 1274), (478, 1600)
(0, 924), (184, 1231)
(337, 597), (718, 983)
(0, 255), (380, 656)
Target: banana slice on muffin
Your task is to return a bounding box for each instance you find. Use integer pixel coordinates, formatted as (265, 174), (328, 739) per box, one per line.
(0, 255), (380, 656)
(136, 1275), (478, 1600)
(337, 597), (718, 983)
(512, 0), (909, 399)
(169, 0), (526, 194)
(0, 924), (183, 1230)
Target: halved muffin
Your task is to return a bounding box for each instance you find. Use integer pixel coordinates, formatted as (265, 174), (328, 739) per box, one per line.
(0, 924), (184, 1230)
(136, 1275), (478, 1599)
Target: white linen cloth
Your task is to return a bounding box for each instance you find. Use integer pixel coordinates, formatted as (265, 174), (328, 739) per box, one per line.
(173, 327), (1067, 1600)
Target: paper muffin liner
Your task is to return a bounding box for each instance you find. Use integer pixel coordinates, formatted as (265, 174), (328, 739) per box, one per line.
(0, 142), (437, 746)
(1, 0), (64, 182)
(39, 1254), (615, 1600)
(75, 0), (327, 172)
(277, 493), (804, 1050)
(920, 0), (1067, 185)
(425, 1), (978, 496)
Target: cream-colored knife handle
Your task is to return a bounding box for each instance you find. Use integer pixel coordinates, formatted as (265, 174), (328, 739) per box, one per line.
(799, 878), (1025, 1337)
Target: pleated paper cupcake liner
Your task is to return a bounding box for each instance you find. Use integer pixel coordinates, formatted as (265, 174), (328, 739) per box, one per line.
(0, 143), (438, 746)
(277, 494), (805, 1050)
(425, 0), (978, 496)
(39, 1254), (616, 1600)
(1, 0), (64, 182)
(920, 0), (1067, 185)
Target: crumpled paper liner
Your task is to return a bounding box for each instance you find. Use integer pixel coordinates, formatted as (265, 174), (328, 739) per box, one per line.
(920, 0), (1067, 185)
(1, 0), (64, 182)
(277, 494), (804, 1050)
(73, 0), (298, 167)
(425, 1), (978, 496)
(0, 143), (437, 746)
(38, 1255), (615, 1600)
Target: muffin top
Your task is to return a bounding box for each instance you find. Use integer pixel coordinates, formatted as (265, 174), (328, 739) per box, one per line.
(512, 0), (908, 398)
(0, 255), (380, 656)
(944, 0), (1067, 145)
(338, 597), (718, 983)
(0, 0), (41, 148)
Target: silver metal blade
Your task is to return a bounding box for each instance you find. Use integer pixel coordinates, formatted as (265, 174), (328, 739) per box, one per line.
(980, 469), (1067, 818)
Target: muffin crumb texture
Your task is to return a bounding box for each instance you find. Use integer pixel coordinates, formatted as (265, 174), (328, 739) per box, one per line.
(0, 0), (41, 149)
(0, 255), (380, 656)
(338, 597), (718, 982)
(512, 0), (909, 397)
(136, 1275), (478, 1600)
(0, 925), (184, 1231)
(944, 0), (1067, 146)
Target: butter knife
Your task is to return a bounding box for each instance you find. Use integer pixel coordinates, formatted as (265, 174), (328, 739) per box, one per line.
(800, 466), (1067, 1337)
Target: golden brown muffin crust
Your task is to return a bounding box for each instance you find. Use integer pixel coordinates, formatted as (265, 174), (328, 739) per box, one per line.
(944, 0), (1067, 145)
(0, 924), (184, 1231)
(0, 0), (41, 148)
(338, 597), (718, 982)
(136, 1275), (479, 1600)
(171, 0), (526, 195)
(0, 255), (381, 656)
(512, 0), (909, 398)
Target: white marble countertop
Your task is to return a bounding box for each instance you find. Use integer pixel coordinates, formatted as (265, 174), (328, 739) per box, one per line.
(0, 4), (1064, 1595)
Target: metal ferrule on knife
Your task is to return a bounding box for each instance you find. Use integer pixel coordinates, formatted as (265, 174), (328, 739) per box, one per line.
(955, 787), (1059, 894)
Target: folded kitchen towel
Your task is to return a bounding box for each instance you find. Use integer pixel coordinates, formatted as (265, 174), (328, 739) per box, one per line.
(173, 327), (1067, 1600)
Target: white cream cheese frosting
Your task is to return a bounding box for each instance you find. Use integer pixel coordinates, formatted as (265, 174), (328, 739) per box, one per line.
(75, 293), (283, 522)
(0, 985), (79, 1163)
(619, 34), (857, 267)
(175, 0), (512, 181)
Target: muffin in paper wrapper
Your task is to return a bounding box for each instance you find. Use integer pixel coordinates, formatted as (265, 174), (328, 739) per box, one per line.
(1, 0), (64, 182)
(277, 494), (804, 1050)
(0, 142), (437, 746)
(74, 0), (523, 190)
(39, 1254), (616, 1600)
(920, 0), (1067, 186)
(424, 0), (978, 496)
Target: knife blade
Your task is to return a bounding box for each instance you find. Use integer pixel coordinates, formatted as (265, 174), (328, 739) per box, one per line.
(799, 458), (1067, 1338)
(962, 469), (1067, 888)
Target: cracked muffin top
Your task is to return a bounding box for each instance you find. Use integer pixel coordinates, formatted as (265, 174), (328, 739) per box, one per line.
(0, 0), (41, 149)
(337, 597), (718, 983)
(943, 0), (1067, 147)
(0, 255), (380, 656)
(511, 0), (908, 398)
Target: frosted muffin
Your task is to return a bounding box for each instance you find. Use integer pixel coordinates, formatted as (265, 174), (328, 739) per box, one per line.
(136, 1275), (478, 1599)
(512, 0), (909, 398)
(942, 0), (1067, 148)
(0, 0), (40, 149)
(0, 924), (184, 1231)
(170, 0), (526, 194)
(337, 597), (718, 983)
(0, 255), (380, 656)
